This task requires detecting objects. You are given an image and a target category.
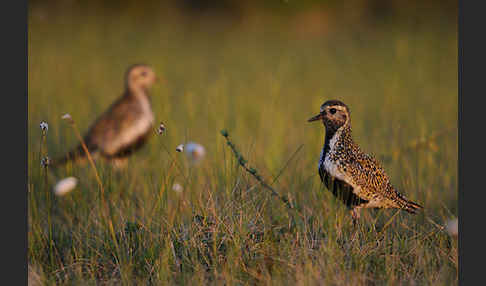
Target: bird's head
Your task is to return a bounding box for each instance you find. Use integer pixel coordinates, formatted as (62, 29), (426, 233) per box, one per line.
(308, 100), (350, 131)
(125, 64), (158, 93)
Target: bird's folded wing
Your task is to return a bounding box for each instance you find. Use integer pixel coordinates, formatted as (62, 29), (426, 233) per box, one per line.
(86, 97), (153, 156)
(344, 153), (395, 201)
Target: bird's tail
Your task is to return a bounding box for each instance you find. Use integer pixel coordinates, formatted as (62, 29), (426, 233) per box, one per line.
(50, 144), (95, 168)
(395, 193), (423, 214)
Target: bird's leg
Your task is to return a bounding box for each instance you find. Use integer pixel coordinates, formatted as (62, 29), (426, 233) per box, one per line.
(351, 207), (361, 227)
(350, 207), (361, 244)
(111, 157), (128, 170)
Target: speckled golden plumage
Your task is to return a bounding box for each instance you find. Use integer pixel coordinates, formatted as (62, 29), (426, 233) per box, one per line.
(309, 100), (423, 220)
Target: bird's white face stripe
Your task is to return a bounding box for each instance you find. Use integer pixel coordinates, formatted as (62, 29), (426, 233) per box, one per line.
(334, 106), (347, 112)
(321, 105), (347, 113)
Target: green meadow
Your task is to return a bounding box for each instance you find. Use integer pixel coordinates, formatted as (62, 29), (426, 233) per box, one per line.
(28, 2), (457, 285)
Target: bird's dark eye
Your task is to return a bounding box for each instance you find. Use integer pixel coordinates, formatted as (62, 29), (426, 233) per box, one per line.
(141, 71), (147, 77)
(329, 108), (337, 114)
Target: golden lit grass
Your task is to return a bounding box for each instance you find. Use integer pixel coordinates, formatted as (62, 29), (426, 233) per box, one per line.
(28, 4), (457, 285)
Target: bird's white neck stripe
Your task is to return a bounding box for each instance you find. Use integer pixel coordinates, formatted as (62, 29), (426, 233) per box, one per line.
(328, 125), (345, 152)
(319, 125), (345, 168)
(322, 126), (347, 181)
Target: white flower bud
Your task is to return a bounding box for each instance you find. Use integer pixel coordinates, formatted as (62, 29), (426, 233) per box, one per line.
(185, 142), (206, 165)
(172, 182), (183, 193)
(53, 177), (78, 196)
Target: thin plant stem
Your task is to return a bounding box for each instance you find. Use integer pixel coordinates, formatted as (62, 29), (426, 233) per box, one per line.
(159, 141), (188, 183)
(220, 130), (293, 210)
(270, 144), (304, 186)
(65, 119), (104, 196)
(149, 157), (176, 219)
(63, 116), (119, 252)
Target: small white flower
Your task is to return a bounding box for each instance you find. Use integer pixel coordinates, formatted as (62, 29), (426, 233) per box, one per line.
(185, 142), (206, 165)
(53, 177), (78, 196)
(157, 122), (166, 135)
(172, 182), (183, 193)
(39, 121), (48, 133)
(62, 113), (74, 124)
(445, 218), (458, 237)
(176, 144), (184, 152)
(41, 156), (51, 167)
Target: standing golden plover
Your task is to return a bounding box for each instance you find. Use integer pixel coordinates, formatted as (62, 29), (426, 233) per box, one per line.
(52, 64), (158, 168)
(308, 100), (423, 221)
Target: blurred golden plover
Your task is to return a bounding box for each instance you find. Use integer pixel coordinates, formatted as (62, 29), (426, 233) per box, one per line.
(308, 100), (423, 221)
(53, 64), (158, 168)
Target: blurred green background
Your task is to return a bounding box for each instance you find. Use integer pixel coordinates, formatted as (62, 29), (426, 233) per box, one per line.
(29, 0), (457, 284)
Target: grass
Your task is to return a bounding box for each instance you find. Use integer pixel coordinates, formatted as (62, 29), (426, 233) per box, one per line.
(28, 3), (457, 285)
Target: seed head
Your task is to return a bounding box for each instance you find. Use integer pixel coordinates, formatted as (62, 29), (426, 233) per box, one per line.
(157, 122), (166, 135)
(41, 156), (51, 168)
(39, 121), (48, 133)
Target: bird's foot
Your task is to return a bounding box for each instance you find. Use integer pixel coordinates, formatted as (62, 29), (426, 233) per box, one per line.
(351, 208), (360, 226)
(349, 209), (361, 244)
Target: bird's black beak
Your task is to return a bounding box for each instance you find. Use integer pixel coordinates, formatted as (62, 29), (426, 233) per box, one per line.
(308, 112), (324, 122)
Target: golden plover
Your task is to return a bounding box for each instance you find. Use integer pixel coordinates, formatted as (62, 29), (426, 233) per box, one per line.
(52, 64), (158, 168)
(308, 100), (423, 221)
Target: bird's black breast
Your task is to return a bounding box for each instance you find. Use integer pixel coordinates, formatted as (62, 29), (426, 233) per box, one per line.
(318, 164), (368, 208)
